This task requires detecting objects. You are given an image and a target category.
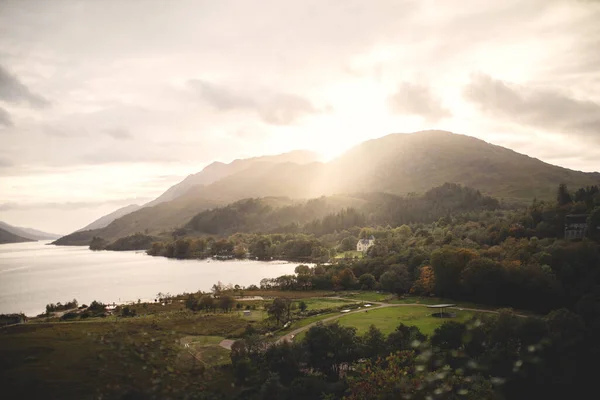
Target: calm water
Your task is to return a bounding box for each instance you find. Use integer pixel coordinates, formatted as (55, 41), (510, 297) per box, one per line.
(0, 241), (299, 316)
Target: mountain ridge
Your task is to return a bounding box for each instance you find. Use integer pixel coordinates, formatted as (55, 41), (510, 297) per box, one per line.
(0, 227), (36, 244)
(54, 130), (600, 245)
(0, 221), (61, 241)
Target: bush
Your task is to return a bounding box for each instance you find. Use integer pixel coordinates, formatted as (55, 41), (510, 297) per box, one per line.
(61, 312), (78, 321)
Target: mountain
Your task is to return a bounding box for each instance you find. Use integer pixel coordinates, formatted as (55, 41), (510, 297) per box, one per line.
(54, 130), (600, 245)
(0, 227), (35, 244)
(76, 204), (142, 232)
(320, 130), (600, 200)
(144, 150), (319, 207)
(0, 221), (61, 240)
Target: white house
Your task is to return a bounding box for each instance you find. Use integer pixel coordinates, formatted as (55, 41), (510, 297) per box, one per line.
(356, 236), (375, 252)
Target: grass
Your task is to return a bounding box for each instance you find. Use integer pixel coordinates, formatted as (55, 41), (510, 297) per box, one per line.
(182, 335), (225, 346)
(0, 311), (252, 399)
(278, 311), (339, 334)
(334, 250), (365, 259)
(242, 290), (336, 299)
(236, 309), (266, 321)
(340, 291), (393, 302)
(296, 298), (354, 311)
(198, 346), (231, 366)
(336, 306), (478, 336)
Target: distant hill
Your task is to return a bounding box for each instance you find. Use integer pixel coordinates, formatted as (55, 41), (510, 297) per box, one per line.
(54, 130), (600, 245)
(0, 227), (35, 244)
(0, 221), (61, 240)
(145, 150), (319, 207)
(76, 204), (141, 232)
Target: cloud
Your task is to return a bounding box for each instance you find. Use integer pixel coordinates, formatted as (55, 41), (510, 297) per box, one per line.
(0, 156), (13, 167)
(104, 127), (133, 140)
(0, 64), (50, 108)
(189, 80), (256, 111)
(188, 80), (323, 125)
(388, 82), (451, 122)
(0, 107), (13, 127)
(463, 73), (600, 141)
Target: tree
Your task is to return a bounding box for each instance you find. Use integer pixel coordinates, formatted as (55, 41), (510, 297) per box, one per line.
(588, 207), (600, 240)
(361, 325), (386, 360)
(260, 372), (286, 400)
(431, 321), (466, 350)
(120, 306), (136, 317)
(199, 295), (215, 312)
(461, 257), (507, 304)
(304, 322), (360, 378)
(339, 236), (357, 251)
(386, 323), (426, 352)
(358, 273), (377, 290)
(334, 268), (358, 290)
(379, 265), (412, 295)
(557, 183), (572, 206)
(431, 247), (478, 298)
(185, 294), (198, 311)
(219, 295), (235, 313)
(268, 298), (291, 325)
(298, 301), (307, 312)
(410, 266), (435, 295)
(294, 264), (311, 276)
(89, 236), (108, 250)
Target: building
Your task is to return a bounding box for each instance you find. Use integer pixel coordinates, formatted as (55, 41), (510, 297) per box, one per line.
(565, 214), (588, 240)
(356, 235), (375, 252)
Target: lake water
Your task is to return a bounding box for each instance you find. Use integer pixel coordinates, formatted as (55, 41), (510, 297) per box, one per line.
(0, 241), (299, 316)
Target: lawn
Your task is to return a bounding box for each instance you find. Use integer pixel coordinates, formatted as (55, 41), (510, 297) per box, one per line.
(296, 297), (354, 311)
(340, 291), (393, 302)
(336, 306), (478, 336)
(198, 346), (231, 366)
(236, 309), (266, 321)
(334, 250), (365, 259)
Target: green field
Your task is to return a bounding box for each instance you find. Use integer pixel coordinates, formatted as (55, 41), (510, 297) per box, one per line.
(340, 291), (393, 302)
(296, 297), (354, 311)
(336, 306), (478, 336)
(334, 250), (365, 259)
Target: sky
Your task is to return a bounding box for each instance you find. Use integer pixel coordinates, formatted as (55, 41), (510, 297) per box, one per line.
(1, 0), (599, 234)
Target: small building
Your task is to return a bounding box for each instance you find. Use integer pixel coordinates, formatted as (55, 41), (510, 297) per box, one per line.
(565, 214), (588, 240)
(356, 236), (375, 252)
(243, 310), (252, 317)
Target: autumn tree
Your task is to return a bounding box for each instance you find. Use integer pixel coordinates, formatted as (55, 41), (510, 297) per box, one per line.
(410, 266), (435, 295)
(334, 268), (358, 290)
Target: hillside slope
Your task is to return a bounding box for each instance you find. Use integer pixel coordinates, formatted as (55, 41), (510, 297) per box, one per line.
(0, 221), (61, 240)
(76, 204), (141, 232)
(145, 150), (319, 207)
(0, 227), (35, 244)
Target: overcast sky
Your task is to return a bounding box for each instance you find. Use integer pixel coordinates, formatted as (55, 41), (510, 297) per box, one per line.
(1, 0), (599, 234)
